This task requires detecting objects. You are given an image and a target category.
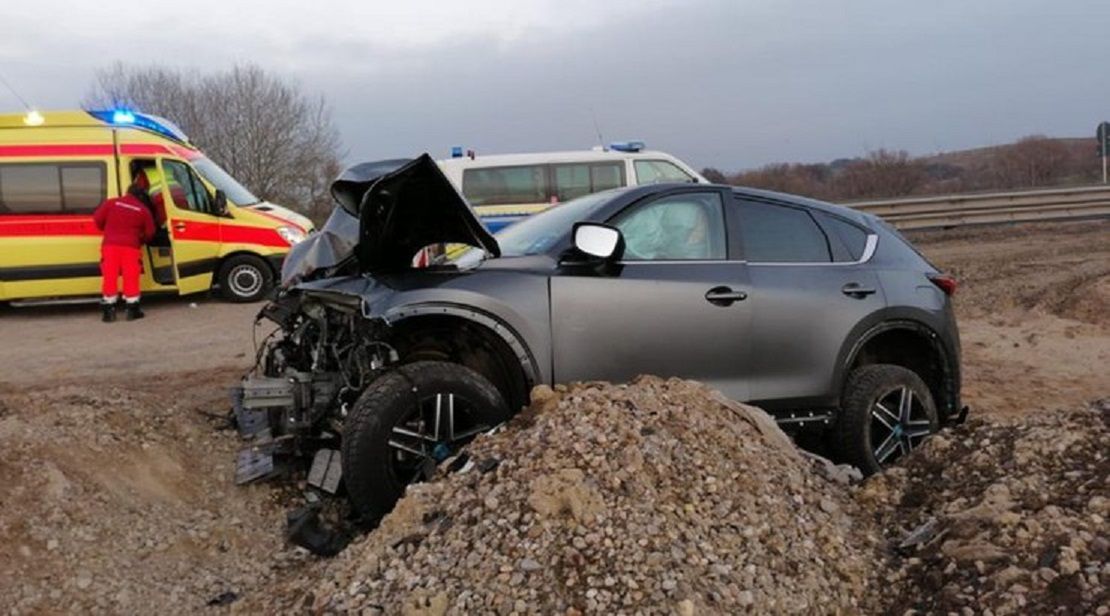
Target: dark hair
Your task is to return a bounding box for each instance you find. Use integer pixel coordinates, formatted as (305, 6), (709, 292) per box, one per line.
(128, 182), (153, 207)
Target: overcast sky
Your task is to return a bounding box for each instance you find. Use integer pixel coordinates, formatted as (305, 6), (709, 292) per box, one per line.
(2, 0), (1108, 170)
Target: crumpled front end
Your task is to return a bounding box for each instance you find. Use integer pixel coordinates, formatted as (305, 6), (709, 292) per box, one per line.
(231, 287), (395, 490)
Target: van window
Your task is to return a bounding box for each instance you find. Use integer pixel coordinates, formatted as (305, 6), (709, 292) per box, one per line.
(462, 165), (548, 206)
(634, 159), (694, 184)
(163, 160), (214, 215)
(552, 162), (625, 201)
(0, 163), (106, 214)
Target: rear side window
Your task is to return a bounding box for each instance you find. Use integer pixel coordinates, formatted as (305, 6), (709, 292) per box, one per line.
(552, 162), (625, 201)
(0, 163), (106, 214)
(634, 159), (694, 184)
(735, 199), (831, 263)
(462, 165), (548, 206)
(814, 211), (870, 261)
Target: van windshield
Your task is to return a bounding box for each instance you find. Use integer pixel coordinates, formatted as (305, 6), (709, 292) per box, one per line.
(193, 157), (261, 206)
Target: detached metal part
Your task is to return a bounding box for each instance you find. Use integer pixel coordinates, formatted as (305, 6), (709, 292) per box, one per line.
(231, 371), (340, 485)
(308, 449), (343, 494)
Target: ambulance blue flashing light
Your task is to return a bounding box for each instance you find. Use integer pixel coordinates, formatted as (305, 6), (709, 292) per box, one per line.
(112, 110), (136, 124)
(86, 109), (191, 144)
(451, 146), (463, 158)
(608, 140), (645, 153)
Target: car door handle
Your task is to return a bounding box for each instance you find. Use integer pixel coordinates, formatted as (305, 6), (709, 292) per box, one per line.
(172, 222), (187, 232)
(705, 286), (747, 306)
(841, 283), (877, 298)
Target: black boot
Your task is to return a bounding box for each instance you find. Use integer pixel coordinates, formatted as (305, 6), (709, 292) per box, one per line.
(125, 300), (144, 321)
(101, 301), (117, 323)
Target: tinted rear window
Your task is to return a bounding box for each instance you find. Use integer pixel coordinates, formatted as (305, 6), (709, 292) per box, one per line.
(0, 163), (106, 214)
(736, 199), (831, 263)
(815, 211), (869, 261)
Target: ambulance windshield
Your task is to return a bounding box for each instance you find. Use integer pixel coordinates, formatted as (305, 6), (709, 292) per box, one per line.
(193, 157), (261, 206)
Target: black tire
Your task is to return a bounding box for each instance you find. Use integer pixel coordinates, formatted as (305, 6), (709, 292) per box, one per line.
(341, 361), (509, 522)
(834, 364), (938, 475)
(217, 254), (273, 303)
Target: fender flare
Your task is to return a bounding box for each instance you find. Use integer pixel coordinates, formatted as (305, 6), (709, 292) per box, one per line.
(378, 302), (540, 390)
(836, 317), (959, 415)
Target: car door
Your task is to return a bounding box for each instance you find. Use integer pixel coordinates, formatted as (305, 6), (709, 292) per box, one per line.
(158, 158), (223, 294)
(730, 196), (884, 406)
(549, 189), (753, 400)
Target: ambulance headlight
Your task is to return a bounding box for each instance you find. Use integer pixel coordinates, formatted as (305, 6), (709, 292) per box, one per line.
(277, 226), (307, 245)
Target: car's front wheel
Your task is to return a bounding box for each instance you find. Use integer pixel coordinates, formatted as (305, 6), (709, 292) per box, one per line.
(341, 361), (510, 523)
(834, 364), (938, 475)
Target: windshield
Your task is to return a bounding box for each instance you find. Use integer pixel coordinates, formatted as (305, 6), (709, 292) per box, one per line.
(493, 191), (613, 257)
(193, 157), (261, 206)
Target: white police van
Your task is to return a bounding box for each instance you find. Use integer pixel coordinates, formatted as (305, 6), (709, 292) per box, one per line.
(437, 142), (707, 232)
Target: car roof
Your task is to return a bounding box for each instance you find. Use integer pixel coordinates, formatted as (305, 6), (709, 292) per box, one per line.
(600, 182), (875, 227)
(438, 149), (689, 168)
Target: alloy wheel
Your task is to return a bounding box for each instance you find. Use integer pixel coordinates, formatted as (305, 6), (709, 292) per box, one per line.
(870, 386), (933, 464)
(386, 393), (491, 482)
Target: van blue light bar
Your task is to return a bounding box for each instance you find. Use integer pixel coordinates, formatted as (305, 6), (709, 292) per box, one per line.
(608, 140), (645, 153)
(86, 109), (191, 144)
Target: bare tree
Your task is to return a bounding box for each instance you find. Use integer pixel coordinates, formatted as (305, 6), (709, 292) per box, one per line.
(985, 135), (1072, 188)
(834, 149), (927, 199)
(85, 63), (342, 221)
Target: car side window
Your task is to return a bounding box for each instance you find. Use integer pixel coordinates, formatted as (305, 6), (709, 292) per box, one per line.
(163, 160), (214, 215)
(634, 160), (694, 184)
(735, 199), (832, 263)
(814, 211), (870, 261)
(612, 192), (726, 261)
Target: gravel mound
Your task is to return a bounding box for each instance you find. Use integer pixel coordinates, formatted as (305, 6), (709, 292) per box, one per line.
(859, 399), (1109, 615)
(253, 377), (883, 614)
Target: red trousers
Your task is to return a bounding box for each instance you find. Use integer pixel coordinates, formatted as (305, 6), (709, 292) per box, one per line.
(100, 245), (142, 299)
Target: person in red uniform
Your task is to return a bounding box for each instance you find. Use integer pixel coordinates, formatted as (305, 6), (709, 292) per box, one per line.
(92, 176), (156, 322)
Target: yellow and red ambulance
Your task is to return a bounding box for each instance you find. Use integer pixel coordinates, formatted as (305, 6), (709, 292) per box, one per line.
(0, 109), (313, 304)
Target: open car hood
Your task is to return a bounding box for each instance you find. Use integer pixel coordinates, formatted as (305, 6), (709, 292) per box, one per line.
(337, 153), (499, 272)
(280, 154), (499, 286)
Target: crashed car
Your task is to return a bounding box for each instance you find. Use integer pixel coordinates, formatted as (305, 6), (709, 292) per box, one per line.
(234, 153), (963, 523)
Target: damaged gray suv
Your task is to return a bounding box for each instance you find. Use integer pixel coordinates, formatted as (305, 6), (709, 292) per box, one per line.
(235, 154), (963, 523)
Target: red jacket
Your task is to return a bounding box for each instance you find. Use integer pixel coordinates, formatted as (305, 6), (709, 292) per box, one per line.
(93, 194), (156, 248)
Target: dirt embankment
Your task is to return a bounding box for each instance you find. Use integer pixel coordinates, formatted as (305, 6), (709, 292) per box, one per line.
(910, 221), (1110, 418)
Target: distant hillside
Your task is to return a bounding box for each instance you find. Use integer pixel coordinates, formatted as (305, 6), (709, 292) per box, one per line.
(704, 136), (1102, 202)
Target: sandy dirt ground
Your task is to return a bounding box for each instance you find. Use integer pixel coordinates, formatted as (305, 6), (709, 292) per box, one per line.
(0, 219), (1106, 613)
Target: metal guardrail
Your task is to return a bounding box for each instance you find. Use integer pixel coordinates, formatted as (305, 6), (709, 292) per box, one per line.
(842, 184), (1110, 230)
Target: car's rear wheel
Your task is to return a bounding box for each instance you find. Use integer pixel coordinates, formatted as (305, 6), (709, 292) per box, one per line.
(341, 361), (510, 523)
(217, 254), (273, 303)
(834, 364), (938, 475)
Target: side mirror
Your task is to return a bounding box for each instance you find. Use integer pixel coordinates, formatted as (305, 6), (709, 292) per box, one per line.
(213, 190), (228, 216)
(573, 223), (623, 260)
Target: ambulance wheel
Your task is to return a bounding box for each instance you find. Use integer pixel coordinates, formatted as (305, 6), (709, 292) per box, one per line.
(342, 361), (510, 525)
(218, 254), (273, 303)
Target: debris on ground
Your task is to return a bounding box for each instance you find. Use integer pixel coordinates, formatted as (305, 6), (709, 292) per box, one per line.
(249, 377), (886, 614)
(859, 398), (1110, 615)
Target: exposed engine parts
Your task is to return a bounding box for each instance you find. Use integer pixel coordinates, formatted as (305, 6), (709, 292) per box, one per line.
(230, 293), (401, 554)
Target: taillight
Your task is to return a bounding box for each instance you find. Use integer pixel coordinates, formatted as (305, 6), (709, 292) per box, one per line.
(928, 273), (958, 296)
